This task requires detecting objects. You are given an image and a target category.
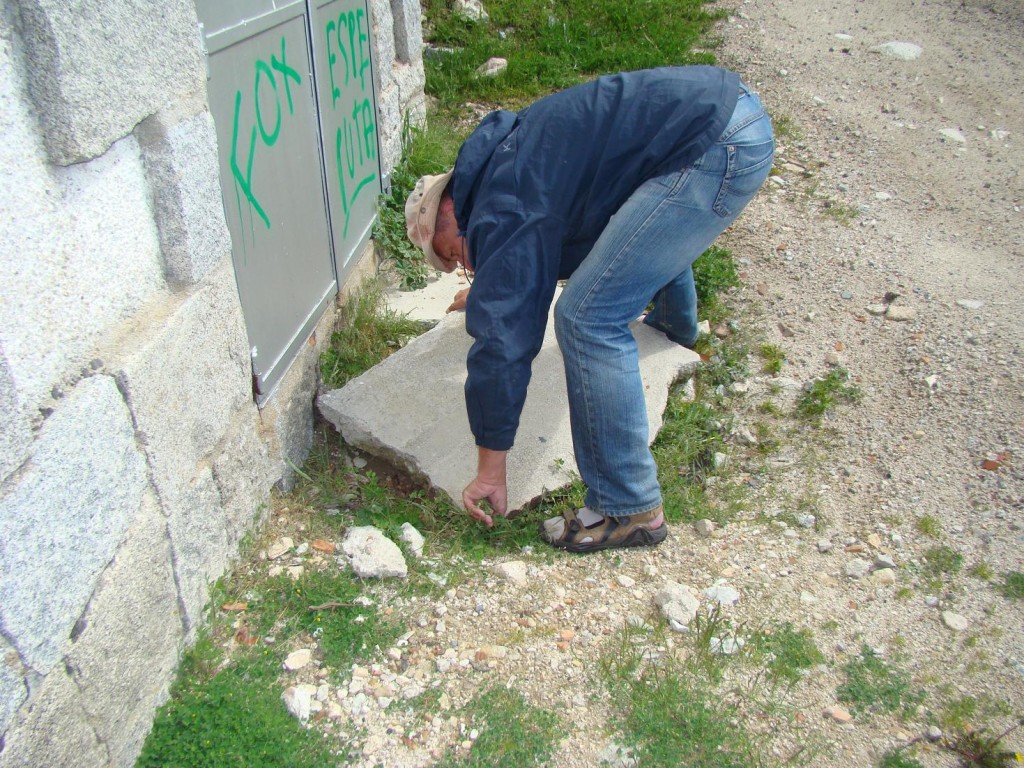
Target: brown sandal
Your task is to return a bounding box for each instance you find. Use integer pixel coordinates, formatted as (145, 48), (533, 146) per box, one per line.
(541, 506), (667, 553)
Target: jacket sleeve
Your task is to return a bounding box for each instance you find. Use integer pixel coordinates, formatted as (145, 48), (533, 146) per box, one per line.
(463, 207), (564, 451)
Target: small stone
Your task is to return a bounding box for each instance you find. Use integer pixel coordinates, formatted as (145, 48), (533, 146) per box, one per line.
(825, 351), (841, 366)
(938, 128), (967, 144)
(713, 452), (730, 469)
(697, 320), (711, 336)
(475, 57), (507, 77)
(872, 41), (922, 60)
(454, 0), (489, 21)
(869, 569), (896, 586)
(778, 322), (796, 338)
(874, 554), (896, 570)
(267, 537), (294, 560)
(823, 705), (853, 723)
(756, 283), (769, 295)
(927, 726), (943, 741)
(885, 305), (916, 322)
(841, 290), (854, 300)
(282, 686), (311, 722)
(284, 648), (313, 671)
(942, 612), (970, 631)
(956, 299), (984, 310)
(311, 539), (335, 553)
(400, 522), (426, 558)
(694, 519), (717, 538)
(797, 514), (816, 529)
(294, 542), (309, 556)
(616, 575), (636, 588)
(494, 560), (529, 585)
(342, 526), (408, 579)
(845, 559), (871, 579)
(654, 581), (700, 628)
(713, 323), (731, 339)
(865, 304), (887, 316)
(353, 456), (368, 469)
(924, 595), (940, 608)
(817, 539), (834, 553)
(866, 533), (883, 548)
(800, 591), (818, 604)
(710, 636), (745, 655)
(704, 583), (740, 606)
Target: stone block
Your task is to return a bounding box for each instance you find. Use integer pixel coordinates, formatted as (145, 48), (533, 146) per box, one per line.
(0, 637), (27, 742)
(166, 467), (228, 635)
(0, 131), (164, 411)
(111, 260), (251, 507)
(64, 492), (182, 767)
(14, 0), (204, 165)
(212, 411), (277, 551)
(389, 0), (424, 63)
(0, 376), (148, 673)
(0, 665), (107, 768)
(136, 98), (232, 286)
(318, 307), (700, 513)
(0, 349), (31, 484)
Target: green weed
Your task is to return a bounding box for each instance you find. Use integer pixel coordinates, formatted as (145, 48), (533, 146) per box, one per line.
(759, 343), (786, 375)
(435, 686), (559, 767)
(879, 749), (924, 768)
(969, 561), (996, 582)
(924, 545), (964, 579)
(320, 281), (427, 389)
(820, 199), (860, 225)
(796, 368), (861, 420)
(1000, 571), (1024, 599)
(749, 623), (825, 688)
(837, 646), (924, 717)
(916, 515), (942, 538)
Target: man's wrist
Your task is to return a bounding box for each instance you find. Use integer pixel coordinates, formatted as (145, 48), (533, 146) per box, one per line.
(477, 447), (507, 483)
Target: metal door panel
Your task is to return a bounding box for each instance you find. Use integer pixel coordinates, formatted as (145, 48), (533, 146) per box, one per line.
(203, 6), (336, 401)
(310, 0), (382, 281)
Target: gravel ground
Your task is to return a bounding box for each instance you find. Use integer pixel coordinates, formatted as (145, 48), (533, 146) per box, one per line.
(278, 1), (1023, 764)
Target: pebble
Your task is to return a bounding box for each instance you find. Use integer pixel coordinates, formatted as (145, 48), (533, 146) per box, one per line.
(494, 560), (529, 585)
(885, 305), (916, 322)
(924, 595), (940, 608)
(284, 648), (313, 671)
(845, 559), (872, 579)
(872, 41), (923, 60)
(400, 523), (426, 558)
(865, 304), (887, 316)
(817, 539), (834, 553)
(823, 705), (854, 723)
(476, 57), (508, 77)
(710, 636), (745, 655)
(267, 537), (294, 560)
(874, 554), (896, 570)
(282, 686), (312, 722)
(704, 583), (741, 606)
(694, 519), (717, 538)
(616, 575), (636, 588)
(957, 298), (984, 310)
(938, 127), (967, 144)
(942, 611), (970, 631)
(927, 726), (943, 741)
(797, 514), (816, 529)
(868, 569), (896, 586)
(654, 581), (700, 628)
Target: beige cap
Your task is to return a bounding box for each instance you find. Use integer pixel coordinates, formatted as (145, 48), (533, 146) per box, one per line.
(404, 170), (454, 271)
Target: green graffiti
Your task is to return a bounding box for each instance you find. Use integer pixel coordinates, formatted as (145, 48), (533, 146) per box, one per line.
(230, 89), (270, 230)
(228, 36), (302, 236)
(325, 10), (377, 239)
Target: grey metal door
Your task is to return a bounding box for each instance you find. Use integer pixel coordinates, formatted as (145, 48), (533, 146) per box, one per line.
(197, 0), (382, 401)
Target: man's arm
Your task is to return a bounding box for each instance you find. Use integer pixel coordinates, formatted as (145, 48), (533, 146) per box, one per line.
(462, 447), (507, 527)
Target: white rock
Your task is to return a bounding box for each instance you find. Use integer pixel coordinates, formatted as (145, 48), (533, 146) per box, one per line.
(341, 526), (407, 578)
(454, 0), (489, 21)
(865, 304), (887, 316)
(942, 611), (970, 631)
(817, 539), (834, 553)
(834, 33), (854, 42)
(399, 522), (426, 558)
(654, 581), (700, 627)
(475, 57), (508, 77)
(956, 299), (984, 310)
(800, 591), (818, 604)
(710, 636), (745, 655)
(938, 128), (967, 144)
(295, 542), (309, 556)
(697, 320), (712, 336)
(267, 537), (294, 560)
(494, 560), (529, 585)
(284, 648), (313, 671)
(990, 129), (1010, 141)
(797, 514), (816, 529)
(872, 41), (922, 60)
(713, 452), (730, 469)
(616, 574), (636, 588)
(694, 519), (716, 538)
(704, 583), (740, 606)
(845, 559), (872, 579)
(885, 305), (916, 322)
(282, 686), (311, 722)
(869, 569), (896, 586)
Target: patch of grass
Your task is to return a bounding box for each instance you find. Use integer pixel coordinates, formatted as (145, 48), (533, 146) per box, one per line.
(795, 368), (861, 420)
(923, 545), (964, 579)
(423, 0), (726, 109)
(375, 119), (467, 288)
(320, 281), (427, 388)
(601, 627), (766, 768)
(915, 515), (942, 538)
(759, 343), (786, 375)
(138, 653), (337, 768)
(693, 245), (741, 306)
(435, 686), (559, 767)
(940, 722), (1024, 767)
(770, 113), (802, 141)
(1000, 571), (1024, 599)
(879, 749), (924, 768)
(837, 645), (924, 718)
(820, 198), (860, 225)
(757, 399), (782, 417)
(969, 561), (996, 582)
(749, 622), (825, 688)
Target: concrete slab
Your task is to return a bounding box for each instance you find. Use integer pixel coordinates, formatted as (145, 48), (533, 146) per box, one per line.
(384, 270), (470, 323)
(319, 301), (699, 513)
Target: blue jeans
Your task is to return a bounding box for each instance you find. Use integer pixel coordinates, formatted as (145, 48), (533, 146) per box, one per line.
(553, 85), (774, 517)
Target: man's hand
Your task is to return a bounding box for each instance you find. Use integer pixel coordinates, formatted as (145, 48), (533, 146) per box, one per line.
(462, 447), (508, 527)
(447, 287), (470, 313)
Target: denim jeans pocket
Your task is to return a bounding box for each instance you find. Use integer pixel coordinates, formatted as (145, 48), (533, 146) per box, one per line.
(712, 136), (774, 217)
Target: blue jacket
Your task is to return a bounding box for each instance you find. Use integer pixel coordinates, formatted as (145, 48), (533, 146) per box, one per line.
(454, 65), (740, 450)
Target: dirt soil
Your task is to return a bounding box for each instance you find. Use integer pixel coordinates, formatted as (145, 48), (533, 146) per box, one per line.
(297, 1), (1023, 765)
